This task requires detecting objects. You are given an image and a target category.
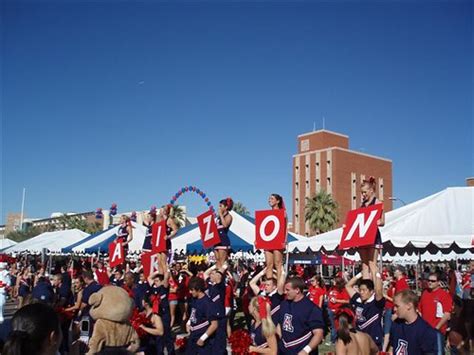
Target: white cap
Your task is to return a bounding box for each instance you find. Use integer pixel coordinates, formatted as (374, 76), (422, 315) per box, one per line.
(0, 262), (7, 269)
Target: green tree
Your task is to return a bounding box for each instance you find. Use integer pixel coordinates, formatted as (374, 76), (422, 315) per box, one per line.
(170, 205), (185, 228)
(233, 202), (250, 216)
(57, 214), (89, 231)
(304, 190), (339, 234)
(6, 226), (44, 243)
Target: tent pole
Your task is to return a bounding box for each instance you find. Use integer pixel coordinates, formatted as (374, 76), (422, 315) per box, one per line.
(416, 251), (421, 294)
(285, 245), (289, 275)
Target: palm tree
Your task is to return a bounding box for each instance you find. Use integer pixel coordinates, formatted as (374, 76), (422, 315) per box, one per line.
(170, 205), (185, 228)
(304, 190), (339, 234)
(232, 201), (250, 216)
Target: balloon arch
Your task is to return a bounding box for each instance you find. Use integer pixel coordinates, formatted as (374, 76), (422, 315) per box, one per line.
(169, 186), (216, 213)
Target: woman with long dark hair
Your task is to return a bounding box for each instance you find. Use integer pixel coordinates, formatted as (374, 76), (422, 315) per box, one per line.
(358, 177), (385, 279)
(3, 303), (62, 355)
(335, 306), (378, 355)
(214, 197), (233, 270)
(116, 215), (133, 257)
(264, 194), (286, 282)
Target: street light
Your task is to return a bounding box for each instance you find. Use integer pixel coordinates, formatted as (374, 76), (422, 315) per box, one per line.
(389, 196), (407, 206)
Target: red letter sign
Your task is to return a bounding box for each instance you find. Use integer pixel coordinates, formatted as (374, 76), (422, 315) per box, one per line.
(197, 210), (221, 249)
(152, 220), (167, 253)
(338, 203), (383, 250)
(141, 251), (160, 278)
(255, 209), (286, 250)
(109, 241), (124, 268)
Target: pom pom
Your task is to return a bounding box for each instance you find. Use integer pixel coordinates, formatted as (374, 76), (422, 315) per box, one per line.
(228, 329), (256, 355)
(130, 308), (151, 338)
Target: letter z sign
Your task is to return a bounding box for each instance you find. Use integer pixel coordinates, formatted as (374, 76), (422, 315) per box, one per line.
(255, 209), (286, 250)
(197, 210), (221, 249)
(339, 203), (383, 250)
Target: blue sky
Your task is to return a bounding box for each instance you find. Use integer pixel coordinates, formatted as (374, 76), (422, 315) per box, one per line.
(2, 0), (472, 224)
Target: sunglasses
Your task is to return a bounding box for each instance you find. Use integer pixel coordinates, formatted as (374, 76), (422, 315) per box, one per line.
(428, 279), (438, 283)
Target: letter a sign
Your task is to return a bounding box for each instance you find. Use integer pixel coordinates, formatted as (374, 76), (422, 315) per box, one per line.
(197, 210), (221, 249)
(109, 241), (124, 268)
(255, 209), (286, 250)
(339, 203), (383, 250)
(141, 251), (160, 278)
(152, 220), (167, 253)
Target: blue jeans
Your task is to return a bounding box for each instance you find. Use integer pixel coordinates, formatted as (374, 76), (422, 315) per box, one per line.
(383, 309), (393, 335)
(327, 308), (337, 344)
(436, 331), (445, 355)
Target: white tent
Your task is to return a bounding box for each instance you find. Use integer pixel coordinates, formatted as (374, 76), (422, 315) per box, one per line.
(5, 229), (90, 253)
(289, 187), (473, 253)
(71, 222), (147, 253)
(0, 238), (17, 250)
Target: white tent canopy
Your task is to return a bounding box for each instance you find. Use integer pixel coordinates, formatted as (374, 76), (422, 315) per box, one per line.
(71, 222), (147, 253)
(0, 238), (17, 250)
(5, 229), (90, 253)
(289, 187), (473, 253)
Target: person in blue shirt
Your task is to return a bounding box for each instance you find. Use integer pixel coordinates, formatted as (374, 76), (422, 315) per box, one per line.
(204, 264), (227, 355)
(186, 277), (219, 355)
(389, 289), (438, 355)
(346, 264), (385, 350)
(32, 276), (54, 305)
(277, 277), (325, 355)
(80, 270), (102, 318)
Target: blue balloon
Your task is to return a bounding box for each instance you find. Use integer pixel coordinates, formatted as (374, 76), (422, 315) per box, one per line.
(170, 200), (174, 204)
(202, 194), (206, 198)
(182, 188), (185, 193)
(188, 186), (193, 190)
(207, 202), (211, 206)
(196, 189), (200, 193)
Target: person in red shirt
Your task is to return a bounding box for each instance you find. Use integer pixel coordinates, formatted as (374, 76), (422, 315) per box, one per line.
(394, 265), (410, 293)
(307, 275), (326, 308)
(93, 261), (110, 286)
(327, 277), (350, 344)
(461, 270), (471, 300)
(419, 272), (453, 352)
(168, 271), (179, 328)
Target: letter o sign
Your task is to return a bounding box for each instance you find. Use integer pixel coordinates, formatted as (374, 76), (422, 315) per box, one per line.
(260, 215), (280, 242)
(255, 209), (286, 250)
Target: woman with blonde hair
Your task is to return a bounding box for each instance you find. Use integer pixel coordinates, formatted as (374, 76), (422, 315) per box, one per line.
(116, 214), (133, 257)
(158, 205), (178, 274)
(248, 296), (278, 354)
(358, 177), (385, 279)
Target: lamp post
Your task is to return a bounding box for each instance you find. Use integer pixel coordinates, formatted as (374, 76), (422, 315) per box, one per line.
(389, 196), (407, 206)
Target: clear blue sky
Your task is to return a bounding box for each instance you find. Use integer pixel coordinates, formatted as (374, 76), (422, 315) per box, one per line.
(2, 0), (472, 224)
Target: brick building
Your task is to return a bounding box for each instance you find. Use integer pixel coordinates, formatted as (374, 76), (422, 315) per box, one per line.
(292, 129), (392, 236)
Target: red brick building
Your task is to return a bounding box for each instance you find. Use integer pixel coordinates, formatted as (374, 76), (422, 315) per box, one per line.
(292, 130), (393, 236)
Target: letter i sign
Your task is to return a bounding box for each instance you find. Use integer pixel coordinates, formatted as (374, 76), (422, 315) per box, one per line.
(338, 203), (383, 250)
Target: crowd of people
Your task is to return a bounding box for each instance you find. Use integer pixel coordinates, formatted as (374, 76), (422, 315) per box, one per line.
(0, 253), (471, 355)
(0, 186), (472, 355)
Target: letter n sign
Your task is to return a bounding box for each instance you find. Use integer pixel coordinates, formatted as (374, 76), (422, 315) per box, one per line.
(339, 203), (383, 250)
(197, 210), (221, 249)
(255, 209), (286, 250)
(109, 241), (124, 268)
(141, 251), (160, 278)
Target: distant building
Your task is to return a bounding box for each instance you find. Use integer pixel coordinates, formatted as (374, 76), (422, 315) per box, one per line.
(292, 129), (393, 236)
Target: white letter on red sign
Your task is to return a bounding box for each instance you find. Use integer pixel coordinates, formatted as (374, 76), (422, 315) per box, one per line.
(150, 254), (160, 274)
(154, 224), (163, 248)
(111, 243), (122, 262)
(203, 214), (214, 241)
(259, 215), (280, 242)
(344, 210), (379, 241)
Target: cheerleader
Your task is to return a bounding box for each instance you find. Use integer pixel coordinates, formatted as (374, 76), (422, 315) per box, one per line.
(215, 197), (233, 270)
(116, 215), (133, 257)
(139, 293), (165, 355)
(265, 194), (286, 281)
(16, 268), (31, 309)
(142, 213), (155, 252)
(158, 205), (178, 275)
(248, 296), (278, 354)
(358, 176), (385, 279)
